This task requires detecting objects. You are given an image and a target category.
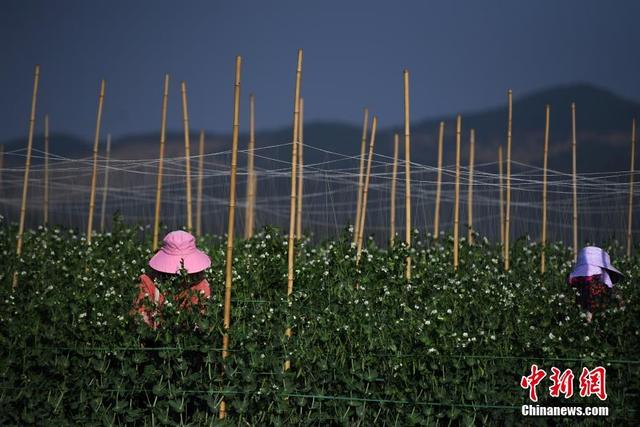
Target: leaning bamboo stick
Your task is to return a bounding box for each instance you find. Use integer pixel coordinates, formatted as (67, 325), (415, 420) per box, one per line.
(43, 114), (50, 225)
(13, 65), (40, 288)
(434, 121), (444, 239)
(627, 117), (637, 258)
(285, 49), (303, 373)
(467, 129), (475, 244)
(504, 89), (513, 271)
(99, 134), (112, 233)
(453, 114), (462, 270)
(498, 145), (504, 248)
(244, 94), (256, 239)
(0, 144), (4, 194)
(390, 133), (399, 246)
(571, 102), (578, 262)
(354, 108), (369, 243)
(181, 81), (193, 231)
(403, 70), (412, 279)
(196, 130), (205, 237)
(152, 74), (170, 251)
(356, 116), (378, 263)
(86, 80), (106, 245)
(541, 105), (550, 273)
(296, 98), (304, 239)
(219, 55), (242, 420)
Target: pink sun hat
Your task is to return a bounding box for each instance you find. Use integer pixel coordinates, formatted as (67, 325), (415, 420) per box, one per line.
(149, 230), (211, 274)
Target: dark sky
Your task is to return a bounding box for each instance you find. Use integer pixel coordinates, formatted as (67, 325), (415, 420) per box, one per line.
(1, 0), (639, 142)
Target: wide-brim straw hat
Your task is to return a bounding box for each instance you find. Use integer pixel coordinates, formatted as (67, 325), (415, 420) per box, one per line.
(149, 230), (211, 274)
(569, 246), (624, 287)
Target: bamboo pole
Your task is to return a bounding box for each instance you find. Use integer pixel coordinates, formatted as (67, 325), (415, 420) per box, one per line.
(99, 134), (112, 233)
(541, 105), (550, 273)
(14, 65), (41, 288)
(296, 98), (304, 239)
(627, 117), (637, 258)
(356, 116), (378, 263)
(244, 94), (256, 239)
(467, 129), (475, 244)
(453, 114), (462, 270)
(285, 49), (303, 372)
(434, 121), (444, 239)
(0, 144), (4, 194)
(43, 114), (50, 225)
(152, 74), (170, 251)
(354, 108), (369, 243)
(571, 102), (578, 262)
(219, 55), (242, 420)
(181, 81), (193, 231)
(504, 89), (513, 271)
(86, 80), (106, 245)
(196, 130), (205, 237)
(390, 133), (399, 246)
(498, 145), (504, 248)
(403, 70), (412, 279)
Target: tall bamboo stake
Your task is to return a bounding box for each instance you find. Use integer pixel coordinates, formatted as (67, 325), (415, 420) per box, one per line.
(296, 98), (304, 239)
(390, 133), (399, 246)
(181, 81), (193, 231)
(0, 144), (4, 194)
(627, 117), (637, 258)
(403, 70), (412, 279)
(285, 49), (303, 372)
(467, 129), (475, 244)
(571, 102), (578, 261)
(453, 114), (462, 270)
(13, 65), (40, 288)
(541, 105), (550, 273)
(356, 116), (378, 263)
(504, 89), (513, 271)
(434, 121), (444, 239)
(99, 134), (112, 233)
(498, 145), (504, 248)
(196, 130), (205, 237)
(152, 74), (170, 251)
(43, 114), (50, 225)
(244, 94), (256, 239)
(86, 80), (106, 245)
(354, 108), (369, 243)
(219, 55), (242, 420)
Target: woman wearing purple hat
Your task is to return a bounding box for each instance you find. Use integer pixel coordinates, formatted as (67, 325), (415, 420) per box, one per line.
(567, 246), (625, 323)
(131, 230), (212, 329)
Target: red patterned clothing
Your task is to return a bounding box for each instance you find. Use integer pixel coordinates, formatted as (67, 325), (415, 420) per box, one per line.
(567, 274), (611, 313)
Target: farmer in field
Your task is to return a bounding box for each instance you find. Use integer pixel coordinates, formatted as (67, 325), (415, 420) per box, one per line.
(567, 246), (624, 323)
(131, 230), (211, 328)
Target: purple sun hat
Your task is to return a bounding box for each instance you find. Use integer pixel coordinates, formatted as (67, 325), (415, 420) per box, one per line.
(569, 246), (624, 287)
(149, 230), (211, 274)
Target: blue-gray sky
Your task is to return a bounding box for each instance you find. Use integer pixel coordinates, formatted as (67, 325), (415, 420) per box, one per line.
(1, 0), (639, 142)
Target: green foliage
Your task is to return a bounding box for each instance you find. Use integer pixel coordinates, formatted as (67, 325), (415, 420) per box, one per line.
(1, 219), (638, 425)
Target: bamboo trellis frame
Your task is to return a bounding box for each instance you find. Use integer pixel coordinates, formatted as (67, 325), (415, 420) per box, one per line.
(354, 108), (369, 244)
(390, 133), (399, 246)
(541, 105), (550, 273)
(244, 94), (256, 239)
(13, 65), (40, 288)
(403, 70), (412, 279)
(196, 130), (205, 237)
(571, 102), (578, 261)
(181, 81), (193, 231)
(285, 49), (303, 372)
(86, 80), (106, 245)
(498, 145), (504, 248)
(434, 121), (444, 239)
(504, 90), (513, 271)
(219, 56), (242, 420)
(356, 116), (378, 263)
(296, 98), (304, 239)
(152, 74), (170, 251)
(99, 134), (112, 233)
(627, 117), (637, 258)
(453, 114), (461, 270)
(467, 129), (475, 244)
(43, 114), (50, 225)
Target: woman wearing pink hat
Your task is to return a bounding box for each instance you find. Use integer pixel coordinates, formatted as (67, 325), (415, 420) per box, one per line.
(132, 230), (212, 329)
(567, 246), (625, 323)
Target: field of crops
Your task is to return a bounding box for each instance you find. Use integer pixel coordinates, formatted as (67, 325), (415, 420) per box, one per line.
(1, 216), (639, 425)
